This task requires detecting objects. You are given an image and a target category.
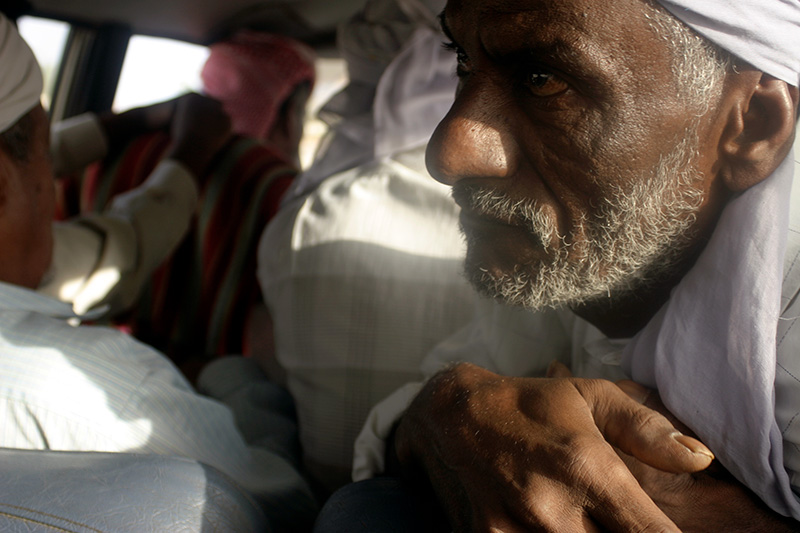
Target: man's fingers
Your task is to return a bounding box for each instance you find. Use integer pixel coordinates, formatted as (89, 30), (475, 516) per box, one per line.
(605, 407), (714, 473)
(588, 463), (682, 533)
(476, 492), (603, 533)
(615, 379), (714, 465)
(577, 379), (714, 473)
(512, 450), (676, 533)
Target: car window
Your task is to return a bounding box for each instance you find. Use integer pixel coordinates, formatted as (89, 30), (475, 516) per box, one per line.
(113, 33), (348, 170)
(17, 15), (71, 111)
(112, 35), (209, 112)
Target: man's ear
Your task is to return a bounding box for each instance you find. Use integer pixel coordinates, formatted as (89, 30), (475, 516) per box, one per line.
(717, 72), (799, 192)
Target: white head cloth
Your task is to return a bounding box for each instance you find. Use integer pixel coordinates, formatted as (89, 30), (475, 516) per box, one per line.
(0, 14), (42, 134)
(284, 0), (455, 201)
(657, 0), (800, 86)
(622, 0), (800, 519)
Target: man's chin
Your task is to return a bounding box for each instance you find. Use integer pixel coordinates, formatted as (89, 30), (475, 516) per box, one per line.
(463, 251), (623, 312)
(462, 224), (551, 271)
(464, 255), (550, 311)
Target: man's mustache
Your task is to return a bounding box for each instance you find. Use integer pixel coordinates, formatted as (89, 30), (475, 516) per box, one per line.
(451, 183), (539, 228)
(451, 182), (553, 248)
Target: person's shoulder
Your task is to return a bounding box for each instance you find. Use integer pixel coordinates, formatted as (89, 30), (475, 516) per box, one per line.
(0, 294), (181, 394)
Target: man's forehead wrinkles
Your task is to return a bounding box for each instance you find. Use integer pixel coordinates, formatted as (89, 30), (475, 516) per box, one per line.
(446, 2), (616, 62)
(445, 0), (648, 52)
(482, 20), (585, 61)
(443, 0), (681, 102)
(441, 0), (550, 37)
(481, 17), (626, 90)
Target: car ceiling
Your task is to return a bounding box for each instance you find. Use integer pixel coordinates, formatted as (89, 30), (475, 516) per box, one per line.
(28, 0), (365, 45)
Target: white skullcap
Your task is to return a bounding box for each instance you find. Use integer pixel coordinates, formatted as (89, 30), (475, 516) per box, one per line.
(656, 0), (800, 87)
(0, 13), (43, 133)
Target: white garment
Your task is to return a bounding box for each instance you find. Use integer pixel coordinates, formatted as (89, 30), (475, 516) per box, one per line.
(284, 0), (456, 202)
(617, 0), (800, 513)
(38, 113), (198, 316)
(261, 0), (469, 492)
(259, 145), (475, 492)
(656, 0), (800, 86)
(0, 281), (316, 527)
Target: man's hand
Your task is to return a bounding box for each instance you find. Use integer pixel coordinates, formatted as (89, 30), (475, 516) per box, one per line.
(394, 362), (713, 532)
(549, 361), (798, 531)
(165, 93), (232, 178)
(611, 380), (799, 533)
(98, 97), (181, 152)
(100, 93), (232, 178)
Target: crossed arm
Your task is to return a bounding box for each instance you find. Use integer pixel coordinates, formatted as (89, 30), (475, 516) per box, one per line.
(390, 362), (798, 532)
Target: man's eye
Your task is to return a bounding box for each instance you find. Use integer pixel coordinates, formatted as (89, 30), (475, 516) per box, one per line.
(525, 70), (569, 97)
(442, 41), (471, 76)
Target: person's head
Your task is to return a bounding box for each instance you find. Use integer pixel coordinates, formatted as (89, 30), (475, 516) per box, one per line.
(0, 14), (54, 288)
(426, 0), (799, 311)
(201, 30), (316, 165)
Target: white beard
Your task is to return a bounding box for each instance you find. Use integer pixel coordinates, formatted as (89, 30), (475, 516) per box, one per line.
(457, 135), (706, 310)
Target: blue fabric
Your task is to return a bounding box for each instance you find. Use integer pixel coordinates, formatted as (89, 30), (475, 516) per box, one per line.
(314, 478), (445, 533)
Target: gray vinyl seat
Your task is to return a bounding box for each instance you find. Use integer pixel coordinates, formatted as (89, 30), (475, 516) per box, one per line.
(0, 448), (269, 532)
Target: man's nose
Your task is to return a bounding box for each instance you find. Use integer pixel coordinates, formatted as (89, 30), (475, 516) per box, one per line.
(426, 83), (519, 186)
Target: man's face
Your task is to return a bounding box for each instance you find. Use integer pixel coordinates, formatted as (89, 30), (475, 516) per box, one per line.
(426, 0), (725, 309)
(0, 105), (55, 288)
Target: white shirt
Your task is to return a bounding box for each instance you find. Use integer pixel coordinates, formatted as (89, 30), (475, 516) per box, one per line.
(259, 145), (476, 492)
(0, 280), (316, 525)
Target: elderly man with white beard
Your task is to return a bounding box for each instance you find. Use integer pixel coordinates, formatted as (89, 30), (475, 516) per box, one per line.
(313, 0), (800, 531)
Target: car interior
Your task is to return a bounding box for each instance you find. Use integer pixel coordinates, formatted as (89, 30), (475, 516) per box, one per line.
(0, 1), (799, 531)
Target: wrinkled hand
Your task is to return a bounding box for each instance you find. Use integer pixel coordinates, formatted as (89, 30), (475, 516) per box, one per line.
(547, 361), (798, 532)
(611, 379), (798, 532)
(394, 362), (713, 532)
(166, 93), (232, 178)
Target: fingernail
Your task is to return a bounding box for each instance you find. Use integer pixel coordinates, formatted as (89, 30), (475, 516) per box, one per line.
(673, 433), (715, 460)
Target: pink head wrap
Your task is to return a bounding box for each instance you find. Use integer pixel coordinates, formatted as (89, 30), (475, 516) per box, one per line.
(201, 30), (315, 140)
